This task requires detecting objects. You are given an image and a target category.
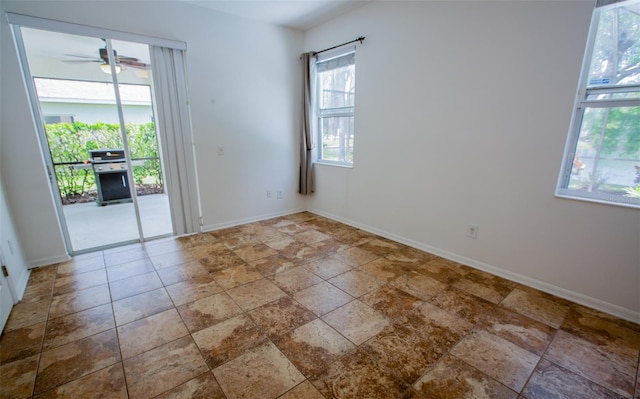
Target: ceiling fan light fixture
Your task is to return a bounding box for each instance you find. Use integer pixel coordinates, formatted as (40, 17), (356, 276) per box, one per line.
(100, 63), (121, 75)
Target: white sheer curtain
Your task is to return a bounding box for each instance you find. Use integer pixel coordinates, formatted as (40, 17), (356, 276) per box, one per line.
(150, 46), (200, 235)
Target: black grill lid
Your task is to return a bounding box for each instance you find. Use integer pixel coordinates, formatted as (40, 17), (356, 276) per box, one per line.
(89, 149), (125, 162)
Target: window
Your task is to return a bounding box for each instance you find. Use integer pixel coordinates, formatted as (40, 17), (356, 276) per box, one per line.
(316, 49), (356, 165)
(557, 0), (640, 208)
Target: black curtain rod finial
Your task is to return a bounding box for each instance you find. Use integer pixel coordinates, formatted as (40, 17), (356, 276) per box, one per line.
(312, 36), (366, 57)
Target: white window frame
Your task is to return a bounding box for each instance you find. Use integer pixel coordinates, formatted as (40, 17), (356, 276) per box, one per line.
(556, 0), (640, 209)
(315, 48), (356, 167)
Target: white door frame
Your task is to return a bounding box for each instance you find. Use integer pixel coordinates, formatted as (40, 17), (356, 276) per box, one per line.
(8, 13), (200, 255)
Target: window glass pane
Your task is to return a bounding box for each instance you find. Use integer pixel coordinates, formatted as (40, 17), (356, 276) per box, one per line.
(319, 116), (354, 163)
(586, 90), (640, 100)
(318, 63), (355, 109)
(588, 1), (640, 87)
(568, 106), (640, 200)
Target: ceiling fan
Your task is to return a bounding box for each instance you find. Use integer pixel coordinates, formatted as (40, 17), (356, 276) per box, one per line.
(63, 41), (150, 74)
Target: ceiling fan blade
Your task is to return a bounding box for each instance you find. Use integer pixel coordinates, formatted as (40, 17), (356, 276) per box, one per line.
(62, 59), (102, 64)
(121, 60), (151, 69)
(64, 53), (100, 60)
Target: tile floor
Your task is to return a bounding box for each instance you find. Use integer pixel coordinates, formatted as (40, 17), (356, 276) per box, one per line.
(1, 212), (639, 398)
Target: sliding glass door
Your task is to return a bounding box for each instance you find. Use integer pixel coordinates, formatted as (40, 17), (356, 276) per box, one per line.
(14, 27), (173, 253)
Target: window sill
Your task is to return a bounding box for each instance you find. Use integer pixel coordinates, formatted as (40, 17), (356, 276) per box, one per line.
(555, 190), (640, 209)
(315, 161), (353, 169)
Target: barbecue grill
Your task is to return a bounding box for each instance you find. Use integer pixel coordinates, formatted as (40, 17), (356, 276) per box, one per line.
(89, 149), (132, 206)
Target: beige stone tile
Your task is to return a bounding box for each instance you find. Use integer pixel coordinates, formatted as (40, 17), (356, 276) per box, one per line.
(248, 296), (316, 338)
(35, 329), (121, 395)
(283, 212), (317, 224)
(412, 355), (517, 399)
(312, 348), (405, 398)
(476, 305), (555, 356)
(304, 257), (352, 279)
(105, 257), (155, 282)
(322, 300), (389, 345)
(501, 286), (570, 328)
(452, 269), (517, 304)
(249, 255), (297, 276)
(330, 246), (379, 267)
(420, 257), (470, 285)
(154, 372), (226, 399)
(450, 329), (539, 392)
(4, 298), (50, 332)
(43, 303), (115, 350)
(109, 270), (163, 301)
(360, 284), (424, 320)
(53, 268), (108, 295)
(150, 250), (199, 270)
(227, 278), (287, 311)
(104, 246), (148, 267)
(34, 363), (127, 399)
(198, 249), (247, 272)
(117, 308), (189, 359)
(112, 288), (174, 326)
(234, 243), (278, 262)
(212, 263), (262, 289)
(522, 359), (627, 399)
(307, 238), (351, 256)
(359, 257), (408, 282)
(0, 322), (45, 366)
(274, 222), (310, 235)
(334, 229), (375, 247)
(193, 314), (267, 368)
(561, 305), (640, 360)
(296, 229), (331, 244)
(429, 287), (497, 324)
(278, 242), (322, 263)
(357, 238), (403, 256)
(177, 292), (243, 333)
(213, 341), (305, 399)
(274, 318), (355, 378)
(21, 281), (54, 304)
(123, 336), (208, 399)
(0, 354), (39, 399)
(270, 266), (323, 295)
(545, 330), (637, 398)
(48, 284), (111, 318)
(165, 275), (223, 306)
(279, 380), (325, 399)
(390, 271), (447, 301)
(29, 265), (59, 285)
(364, 303), (473, 385)
(294, 281), (353, 316)
(156, 260), (212, 286)
(56, 255), (104, 278)
(221, 235), (261, 250)
(328, 269), (383, 297)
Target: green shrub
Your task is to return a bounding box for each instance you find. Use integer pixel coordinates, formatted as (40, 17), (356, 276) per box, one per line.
(44, 122), (162, 199)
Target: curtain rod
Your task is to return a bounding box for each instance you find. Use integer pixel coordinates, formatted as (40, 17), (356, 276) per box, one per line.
(313, 36), (365, 56)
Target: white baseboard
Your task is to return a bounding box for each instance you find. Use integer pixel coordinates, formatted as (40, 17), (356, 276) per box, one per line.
(308, 208), (640, 324)
(13, 268), (31, 302)
(202, 207), (305, 233)
(28, 254), (70, 269)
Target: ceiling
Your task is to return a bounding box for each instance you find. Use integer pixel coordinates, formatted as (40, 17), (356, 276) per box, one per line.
(179, 0), (372, 30)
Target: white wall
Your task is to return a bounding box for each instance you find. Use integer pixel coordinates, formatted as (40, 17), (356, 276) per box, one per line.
(305, 1), (640, 320)
(40, 102), (153, 125)
(1, 1), (305, 265)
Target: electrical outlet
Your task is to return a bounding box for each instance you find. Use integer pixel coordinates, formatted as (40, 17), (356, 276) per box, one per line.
(266, 190), (272, 198)
(467, 224), (478, 239)
(276, 191), (282, 199)
(217, 146), (224, 156)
